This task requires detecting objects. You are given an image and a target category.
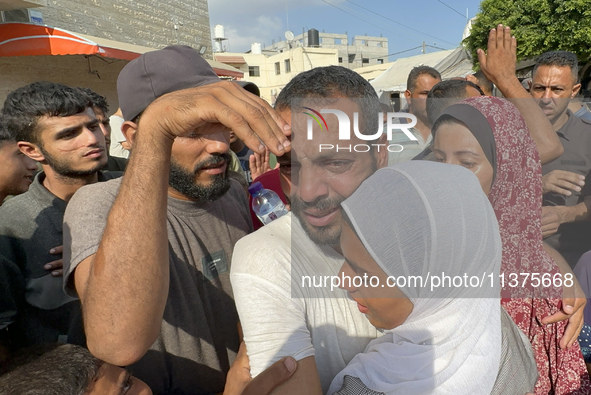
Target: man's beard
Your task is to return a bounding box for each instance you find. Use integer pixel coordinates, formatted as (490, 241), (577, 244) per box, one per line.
(291, 195), (345, 246)
(41, 146), (103, 178)
(169, 153), (231, 201)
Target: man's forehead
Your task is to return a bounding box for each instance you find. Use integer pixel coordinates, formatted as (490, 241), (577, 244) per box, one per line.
(288, 98), (364, 129)
(291, 98), (361, 115)
(415, 74), (441, 88)
(37, 107), (97, 130)
(532, 65), (575, 83)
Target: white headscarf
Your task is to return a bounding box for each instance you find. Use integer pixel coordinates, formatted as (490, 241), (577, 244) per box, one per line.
(329, 161), (502, 395)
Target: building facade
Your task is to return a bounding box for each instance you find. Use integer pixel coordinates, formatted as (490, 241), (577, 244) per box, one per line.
(216, 47), (339, 104)
(264, 30), (388, 70)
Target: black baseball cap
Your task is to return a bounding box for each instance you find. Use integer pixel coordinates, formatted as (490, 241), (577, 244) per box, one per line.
(117, 45), (220, 121)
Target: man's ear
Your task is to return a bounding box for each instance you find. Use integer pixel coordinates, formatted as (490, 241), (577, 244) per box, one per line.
(121, 121), (138, 148)
(375, 134), (389, 169)
(17, 141), (45, 162)
(465, 74), (478, 85)
(404, 89), (412, 103)
(571, 83), (582, 99)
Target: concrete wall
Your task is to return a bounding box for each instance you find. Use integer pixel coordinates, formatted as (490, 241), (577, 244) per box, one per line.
(0, 55), (126, 111)
(38, 0), (212, 57)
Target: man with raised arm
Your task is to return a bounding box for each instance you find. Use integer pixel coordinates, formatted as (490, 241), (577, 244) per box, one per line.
(62, 45), (290, 394)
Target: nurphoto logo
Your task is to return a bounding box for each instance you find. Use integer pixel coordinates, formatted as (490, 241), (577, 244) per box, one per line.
(303, 108), (418, 153)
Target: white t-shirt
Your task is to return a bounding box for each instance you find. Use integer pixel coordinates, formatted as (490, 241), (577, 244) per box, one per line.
(231, 213), (379, 393)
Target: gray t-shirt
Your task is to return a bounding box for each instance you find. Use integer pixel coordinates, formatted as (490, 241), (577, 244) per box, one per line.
(542, 111), (591, 267)
(63, 178), (252, 394)
(0, 171), (119, 349)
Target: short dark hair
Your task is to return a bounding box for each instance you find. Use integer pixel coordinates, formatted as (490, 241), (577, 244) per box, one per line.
(473, 71), (493, 95)
(533, 50), (579, 83)
(274, 66), (380, 136)
(426, 80), (484, 126)
(406, 66), (441, 92)
(0, 116), (14, 146)
(0, 343), (103, 395)
(2, 82), (91, 145)
(77, 87), (109, 116)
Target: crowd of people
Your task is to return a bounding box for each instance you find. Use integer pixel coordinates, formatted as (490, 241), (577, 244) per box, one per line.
(0, 23), (591, 394)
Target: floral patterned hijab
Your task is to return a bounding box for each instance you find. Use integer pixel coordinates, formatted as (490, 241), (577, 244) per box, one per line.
(435, 96), (589, 394)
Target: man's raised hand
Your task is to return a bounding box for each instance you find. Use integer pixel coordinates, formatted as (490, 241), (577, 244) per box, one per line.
(141, 81), (291, 156)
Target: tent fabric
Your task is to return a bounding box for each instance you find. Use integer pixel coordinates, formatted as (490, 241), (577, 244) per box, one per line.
(370, 47), (473, 96)
(433, 46), (473, 80)
(0, 22), (243, 78)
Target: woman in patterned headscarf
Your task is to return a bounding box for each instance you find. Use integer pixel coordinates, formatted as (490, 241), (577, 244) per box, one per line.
(432, 96), (590, 394)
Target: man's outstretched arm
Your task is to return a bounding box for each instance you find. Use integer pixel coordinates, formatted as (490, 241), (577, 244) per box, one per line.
(72, 82), (291, 366)
(478, 24), (563, 164)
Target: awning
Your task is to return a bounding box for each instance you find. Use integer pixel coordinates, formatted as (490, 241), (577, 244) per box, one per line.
(0, 22), (149, 60)
(0, 22), (244, 77)
(207, 58), (244, 78)
(215, 55), (246, 64)
(0, 0), (46, 12)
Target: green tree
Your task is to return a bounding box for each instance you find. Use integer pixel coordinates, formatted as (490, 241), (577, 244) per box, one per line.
(463, 0), (591, 69)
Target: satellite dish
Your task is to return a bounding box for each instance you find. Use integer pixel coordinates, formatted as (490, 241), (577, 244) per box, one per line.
(285, 30), (295, 41)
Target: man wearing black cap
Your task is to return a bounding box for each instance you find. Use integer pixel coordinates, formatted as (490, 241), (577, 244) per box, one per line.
(62, 45), (291, 394)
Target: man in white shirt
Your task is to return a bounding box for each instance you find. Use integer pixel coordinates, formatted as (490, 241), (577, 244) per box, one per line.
(231, 66), (387, 394)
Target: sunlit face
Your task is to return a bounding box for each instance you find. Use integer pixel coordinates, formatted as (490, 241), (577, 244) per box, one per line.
(432, 121), (494, 195)
(530, 65), (581, 124)
(168, 127), (232, 201)
(34, 107), (107, 177)
(280, 102), (386, 246)
(0, 141), (37, 197)
(93, 107), (111, 151)
(406, 74), (441, 124)
(338, 223), (413, 330)
(85, 363), (152, 395)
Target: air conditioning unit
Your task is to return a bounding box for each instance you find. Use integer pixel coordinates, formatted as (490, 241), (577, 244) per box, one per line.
(1, 9), (43, 24)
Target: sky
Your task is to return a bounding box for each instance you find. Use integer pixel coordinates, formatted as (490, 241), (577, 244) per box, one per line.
(208, 0), (484, 61)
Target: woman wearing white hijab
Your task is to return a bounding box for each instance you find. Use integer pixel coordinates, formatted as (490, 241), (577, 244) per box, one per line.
(328, 161), (503, 395)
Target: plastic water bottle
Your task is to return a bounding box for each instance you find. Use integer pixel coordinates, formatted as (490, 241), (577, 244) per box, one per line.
(248, 181), (288, 225)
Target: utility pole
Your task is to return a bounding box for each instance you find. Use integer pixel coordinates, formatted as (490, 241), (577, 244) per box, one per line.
(422, 41), (426, 54)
